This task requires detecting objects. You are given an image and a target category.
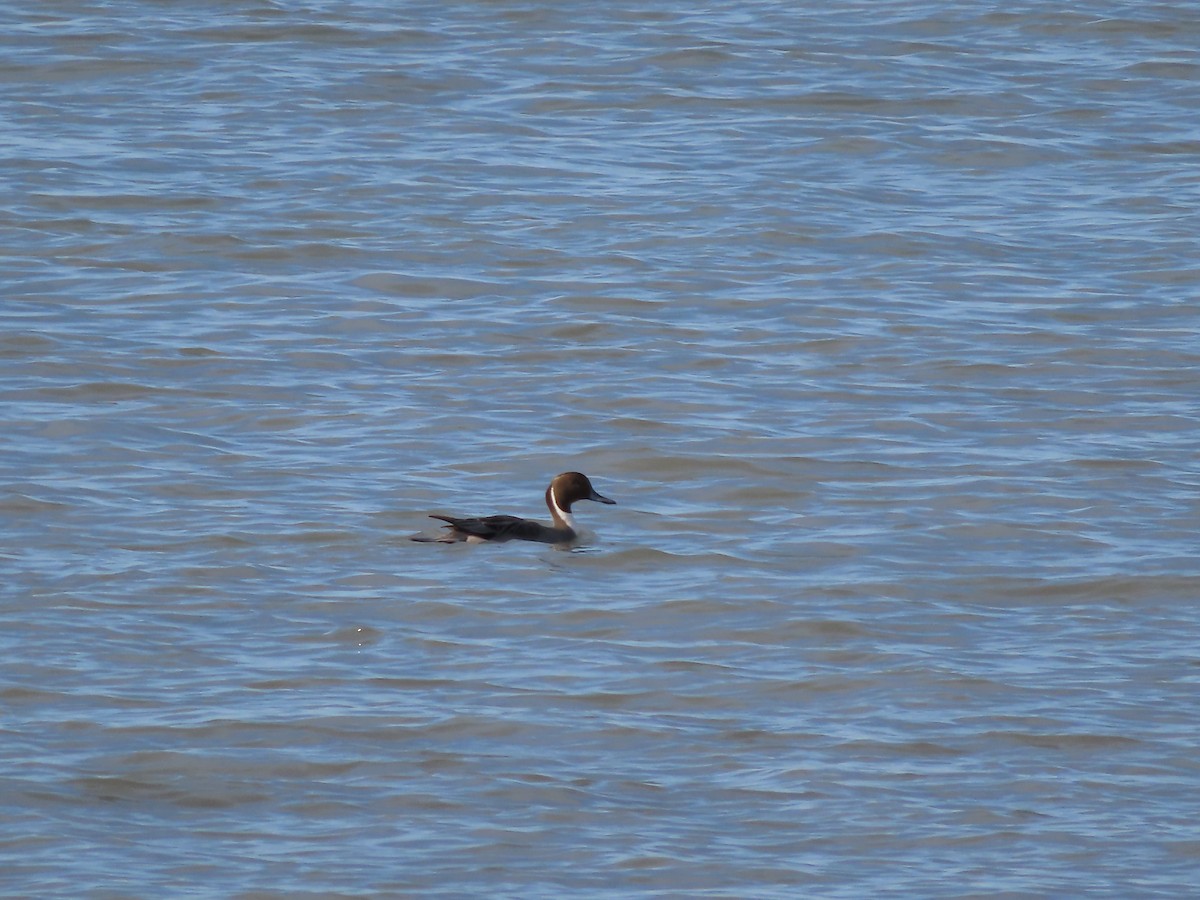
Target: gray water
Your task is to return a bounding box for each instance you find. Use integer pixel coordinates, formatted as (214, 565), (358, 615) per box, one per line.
(3, 1), (1199, 896)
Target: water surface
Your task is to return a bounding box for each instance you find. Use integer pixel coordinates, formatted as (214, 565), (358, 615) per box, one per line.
(3, 1), (1199, 896)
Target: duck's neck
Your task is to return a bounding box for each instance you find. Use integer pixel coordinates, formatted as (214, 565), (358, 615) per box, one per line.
(545, 485), (577, 534)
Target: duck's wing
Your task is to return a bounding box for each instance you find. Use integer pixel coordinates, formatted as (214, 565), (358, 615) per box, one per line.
(426, 514), (545, 542)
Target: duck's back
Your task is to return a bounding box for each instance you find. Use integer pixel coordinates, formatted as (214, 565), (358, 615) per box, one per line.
(421, 514), (568, 543)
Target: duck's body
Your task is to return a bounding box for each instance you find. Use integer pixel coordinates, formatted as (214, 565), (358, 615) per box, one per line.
(412, 472), (615, 545)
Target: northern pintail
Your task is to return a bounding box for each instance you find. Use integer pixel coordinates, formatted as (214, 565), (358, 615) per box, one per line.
(411, 472), (615, 544)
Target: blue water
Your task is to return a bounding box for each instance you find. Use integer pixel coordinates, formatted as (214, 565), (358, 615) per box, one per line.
(3, 1), (1199, 896)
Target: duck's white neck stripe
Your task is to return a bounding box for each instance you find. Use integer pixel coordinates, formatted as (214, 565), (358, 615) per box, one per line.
(549, 489), (576, 531)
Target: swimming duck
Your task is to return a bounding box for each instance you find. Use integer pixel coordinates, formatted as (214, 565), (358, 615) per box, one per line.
(411, 472), (615, 544)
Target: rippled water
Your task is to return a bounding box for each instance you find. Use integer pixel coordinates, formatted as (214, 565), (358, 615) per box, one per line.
(4, 1), (1199, 896)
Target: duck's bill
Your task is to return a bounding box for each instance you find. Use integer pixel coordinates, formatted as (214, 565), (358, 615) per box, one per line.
(589, 490), (616, 505)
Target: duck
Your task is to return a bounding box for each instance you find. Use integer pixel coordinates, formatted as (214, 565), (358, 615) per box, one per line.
(411, 472), (616, 544)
